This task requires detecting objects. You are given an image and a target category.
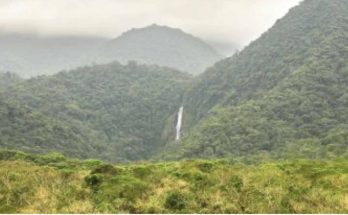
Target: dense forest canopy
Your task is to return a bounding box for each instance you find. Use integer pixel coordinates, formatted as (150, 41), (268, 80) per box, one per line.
(0, 0), (348, 213)
(162, 0), (348, 160)
(0, 62), (191, 161)
(0, 0), (347, 163)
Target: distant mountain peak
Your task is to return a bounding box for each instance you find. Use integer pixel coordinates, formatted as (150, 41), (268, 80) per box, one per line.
(117, 24), (203, 44)
(94, 24), (223, 75)
(0, 24), (224, 77)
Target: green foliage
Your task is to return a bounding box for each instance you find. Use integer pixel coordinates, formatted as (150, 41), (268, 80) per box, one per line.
(0, 159), (95, 213)
(164, 191), (188, 210)
(40, 152), (66, 163)
(0, 62), (191, 161)
(2, 0), (348, 212)
(132, 166), (153, 178)
(85, 174), (104, 187)
(91, 164), (121, 175)
(164, 0), (348, 160)
(0, 150), (104, 171)
(1, 151), (348, 213)
(83, 159), (104, 169)
(1, 1), (347, 164)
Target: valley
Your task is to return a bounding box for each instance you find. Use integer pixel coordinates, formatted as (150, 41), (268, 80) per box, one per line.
(0, 0), (347, 213)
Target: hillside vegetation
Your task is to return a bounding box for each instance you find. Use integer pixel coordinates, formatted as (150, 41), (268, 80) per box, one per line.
(0, 62), (191, 161)
(0, 150), (347, 213)
(0, 0), (347, 213)
(0, 0), (347, 163)
(165, 0), (348, 160)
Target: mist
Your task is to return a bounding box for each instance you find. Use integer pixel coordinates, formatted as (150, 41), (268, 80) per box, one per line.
(0, 0), (301, 47)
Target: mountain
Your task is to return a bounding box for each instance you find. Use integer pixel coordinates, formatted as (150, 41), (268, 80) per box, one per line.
(1, 0), (347, 163)
(0, 34), (107, 77)
(162, 0), (348, 160)
(0, 25), (222, 77)
(0, 62), (191, 161)
(89, 24), (223, 75)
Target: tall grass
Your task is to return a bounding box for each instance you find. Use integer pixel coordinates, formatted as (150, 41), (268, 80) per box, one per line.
(0, 151), (347, 213)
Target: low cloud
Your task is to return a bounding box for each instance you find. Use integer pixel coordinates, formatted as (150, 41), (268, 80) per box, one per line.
(0, 0), (302, 47)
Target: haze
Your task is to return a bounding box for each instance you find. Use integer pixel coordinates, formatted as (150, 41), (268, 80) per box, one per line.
(0, 0), (301, 49)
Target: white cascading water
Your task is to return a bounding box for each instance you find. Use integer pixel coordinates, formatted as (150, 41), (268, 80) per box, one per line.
(175, 106), (184, 141)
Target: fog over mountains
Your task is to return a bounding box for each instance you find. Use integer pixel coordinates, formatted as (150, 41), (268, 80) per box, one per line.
(90, 24), (223, 75)
(0, 33), (106, 77)
(0, 25), (224, 77)
(1, 0), (348, 213)
(0, 0), (347, 163)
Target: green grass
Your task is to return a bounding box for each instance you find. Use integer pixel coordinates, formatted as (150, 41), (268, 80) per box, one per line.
(0, 150), (347, 213)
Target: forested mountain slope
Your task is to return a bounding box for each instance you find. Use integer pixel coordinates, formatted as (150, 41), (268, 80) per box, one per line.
(0, 62), (191, 161)
(163, 0), (348, 160)
(1, 0), (347, 163)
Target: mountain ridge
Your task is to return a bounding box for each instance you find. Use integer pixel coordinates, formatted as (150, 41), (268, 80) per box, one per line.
(162, 0), (348, 160)
(0, 25), (223, 77)
(0, 62), (192, 161)
(0, 0), (347, 162)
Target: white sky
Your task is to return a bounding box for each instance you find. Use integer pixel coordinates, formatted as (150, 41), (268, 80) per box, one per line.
(0, 0), (302, 47)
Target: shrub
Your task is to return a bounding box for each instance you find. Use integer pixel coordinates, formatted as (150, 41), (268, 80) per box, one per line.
(196, 161), (214, 172)
(132, 166), (153, 178)
(229, 175), (243, 192)
(0, 150), (27, 161)
(40, 152), (66, 163)
(164, 191), (187, 210)
(83, 159), (104, 169)
(85, 174), (104, 187)
(108, 176), (148, 201)
(91, 164), (120, 175)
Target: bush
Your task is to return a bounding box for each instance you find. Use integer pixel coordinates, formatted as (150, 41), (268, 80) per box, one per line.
(109, 176), (148, 201)
(132, 166), (153, 178)
(196, 161), (214, 172)
(164, 191), (187, 210)
(40, 152), (66, 163)
(91, 164), (120, 175)
(85, 174), (104, 187)
(228, 175), (243, 192)
(0, 150), (28, 161)
(83, 159), (104, 169)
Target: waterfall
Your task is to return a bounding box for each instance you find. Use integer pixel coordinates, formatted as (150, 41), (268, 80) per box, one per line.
(175, 106), (184, 141)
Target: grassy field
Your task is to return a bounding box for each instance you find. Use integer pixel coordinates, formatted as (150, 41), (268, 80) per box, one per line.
(0, 150), (347, 213)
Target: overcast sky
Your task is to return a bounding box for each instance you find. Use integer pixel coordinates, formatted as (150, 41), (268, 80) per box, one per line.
(0, 0), (302, 49)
